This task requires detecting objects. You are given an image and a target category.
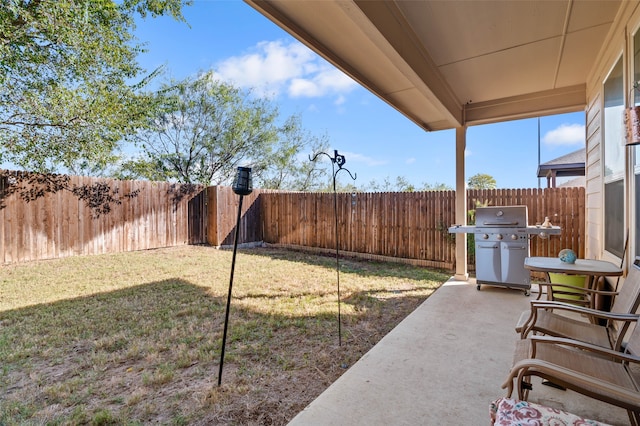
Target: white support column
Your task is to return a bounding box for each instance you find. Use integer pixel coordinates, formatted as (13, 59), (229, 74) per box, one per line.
(454, 126), (468, 281)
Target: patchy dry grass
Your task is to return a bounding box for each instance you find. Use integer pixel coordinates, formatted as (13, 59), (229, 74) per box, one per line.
(0, 246), (449, 425)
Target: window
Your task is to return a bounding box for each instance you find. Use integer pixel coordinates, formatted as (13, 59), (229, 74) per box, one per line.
(603, 57), (625, 258)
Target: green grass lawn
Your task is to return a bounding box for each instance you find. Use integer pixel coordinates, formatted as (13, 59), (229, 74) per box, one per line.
(0, 245), (449, 425)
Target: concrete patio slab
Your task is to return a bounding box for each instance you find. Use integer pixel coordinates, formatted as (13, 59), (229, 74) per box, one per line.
(288, 277), (631, 425)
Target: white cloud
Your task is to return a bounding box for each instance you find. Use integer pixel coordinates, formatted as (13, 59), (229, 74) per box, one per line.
(465, 149), (472, 157)
(406, 157), (416, 164)
(340, 151), (388, 167)
(542, 123), (585, 146)
(215, 40), (358, 100)
(334, 95), (347, 106)
(289, 68), (357, 98)
(289, 78), (320, 97)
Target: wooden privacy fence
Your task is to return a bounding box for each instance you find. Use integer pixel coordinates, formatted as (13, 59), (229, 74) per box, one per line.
(261, 187), (586, 270)
(205, 185), (265, 247)
(0, 169), (585, 272)
(0, 172), (267, 265)
(262, 191), (455, 269)
(0, 171), (207, 264)
(467, 188), (585, 260)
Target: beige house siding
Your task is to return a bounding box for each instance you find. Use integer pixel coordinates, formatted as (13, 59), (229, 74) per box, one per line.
(583, 1), (640, 271)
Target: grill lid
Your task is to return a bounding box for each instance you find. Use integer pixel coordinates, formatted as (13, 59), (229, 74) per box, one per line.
(475, 206), (528, 228)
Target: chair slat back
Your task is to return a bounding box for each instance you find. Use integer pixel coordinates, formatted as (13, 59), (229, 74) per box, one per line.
(612, 258), (640, 316)
(619, 260), (640, 356)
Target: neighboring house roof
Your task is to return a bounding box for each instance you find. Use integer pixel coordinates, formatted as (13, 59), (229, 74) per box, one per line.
(537, 148), (586, 179)
(537, 148), (585, 188)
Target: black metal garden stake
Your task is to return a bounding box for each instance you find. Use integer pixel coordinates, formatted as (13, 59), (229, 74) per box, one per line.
(309, 150), (356, 346)
(218, 166), (253, 386)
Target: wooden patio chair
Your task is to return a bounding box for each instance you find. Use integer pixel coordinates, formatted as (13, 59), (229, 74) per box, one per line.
(502, 331), (640, 425)
(515, 258), (640, 351)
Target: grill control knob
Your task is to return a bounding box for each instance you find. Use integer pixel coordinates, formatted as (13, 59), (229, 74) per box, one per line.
(511, 234), (518, 240)
(496, 234), (503, 240)
(482, 234), (489, 240)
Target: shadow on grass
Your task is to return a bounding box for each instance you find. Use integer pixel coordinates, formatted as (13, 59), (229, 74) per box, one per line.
(0, 273), (436, 425)
(235, 246), (452, 283)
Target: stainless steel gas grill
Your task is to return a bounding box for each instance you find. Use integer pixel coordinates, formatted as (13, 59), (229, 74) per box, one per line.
(449, 206), (561, 295)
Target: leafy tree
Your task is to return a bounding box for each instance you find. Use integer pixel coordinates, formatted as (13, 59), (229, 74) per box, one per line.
(364, 176), (453, 192)
(123, 72), (277, 184)
(0, 0), (191, 173)
(329, 180), (359, 193)
(394, 176), (415, 192)
(467, 173), (497, 189)
(254, 116), (329, 191)
(421, 181), (452, 191)
(366, 176), (414, 192)
(122, 71), (328, 189)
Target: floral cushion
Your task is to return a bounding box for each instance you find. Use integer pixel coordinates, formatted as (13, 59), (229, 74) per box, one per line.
(490, 397), (611, 426)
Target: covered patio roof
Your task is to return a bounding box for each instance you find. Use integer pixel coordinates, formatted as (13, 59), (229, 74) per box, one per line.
(244, 0), (624, 131)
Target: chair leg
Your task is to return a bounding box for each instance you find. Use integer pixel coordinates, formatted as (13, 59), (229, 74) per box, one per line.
(516, 369), (531, 400)
(522, 381), (531, 401)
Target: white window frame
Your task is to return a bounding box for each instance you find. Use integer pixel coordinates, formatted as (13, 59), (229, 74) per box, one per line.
(603, 55), (626, 259)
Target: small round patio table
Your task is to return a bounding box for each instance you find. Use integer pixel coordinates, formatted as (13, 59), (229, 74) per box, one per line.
(524, 256), (623, 311)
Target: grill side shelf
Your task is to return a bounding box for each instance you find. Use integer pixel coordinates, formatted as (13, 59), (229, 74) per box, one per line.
(448, 225), (477, 233)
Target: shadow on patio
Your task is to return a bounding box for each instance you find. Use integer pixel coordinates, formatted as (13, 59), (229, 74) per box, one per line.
(288, 277), (630, 425)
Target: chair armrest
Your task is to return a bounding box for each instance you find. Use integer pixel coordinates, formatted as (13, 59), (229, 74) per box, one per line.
(529, 300), (640, 322)
(502, 357), (640, 408)
(530, 335), (640, 364)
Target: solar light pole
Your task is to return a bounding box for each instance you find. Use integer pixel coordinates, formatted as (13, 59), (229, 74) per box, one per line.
(218, 166), (253, 386)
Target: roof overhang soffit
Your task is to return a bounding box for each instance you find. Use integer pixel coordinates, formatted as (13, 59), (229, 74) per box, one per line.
(353, 1), (462, 129)
(246, 1), (588, 130)
(357, 1), (588, 127)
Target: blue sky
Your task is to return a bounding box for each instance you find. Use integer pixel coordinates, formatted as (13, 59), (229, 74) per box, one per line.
(133, 0), (586, 190)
